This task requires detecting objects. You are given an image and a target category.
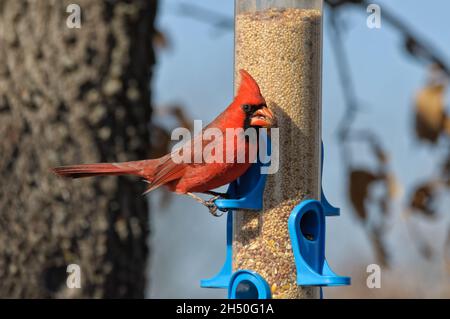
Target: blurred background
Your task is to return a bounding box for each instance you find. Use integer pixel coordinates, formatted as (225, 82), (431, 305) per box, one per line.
(0, 0), (449, 298)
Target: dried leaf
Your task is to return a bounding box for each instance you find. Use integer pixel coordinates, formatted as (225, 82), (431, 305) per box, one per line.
(168, 105), (193, 131)
(153, 29), (171, 49)
(150, 105), (192, 158)
(445, 115), (450, 137)
(409, 182), (437, 217)
(405, 37), (421, 58)
(373, 172), (399, 217)
(415, 83), (446, 143)
(150, 124), (171, 158)
(349, 169), (380, 220)
(386, 173), (401, 199)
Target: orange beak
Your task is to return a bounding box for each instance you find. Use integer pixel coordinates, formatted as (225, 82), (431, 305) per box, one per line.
(250, 106), (274, 128)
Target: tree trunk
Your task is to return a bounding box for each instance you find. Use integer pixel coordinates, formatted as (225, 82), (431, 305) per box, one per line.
(0, 0), (157, 298)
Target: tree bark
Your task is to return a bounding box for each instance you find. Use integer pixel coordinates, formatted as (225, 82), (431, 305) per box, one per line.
(0, 0), (157, 298)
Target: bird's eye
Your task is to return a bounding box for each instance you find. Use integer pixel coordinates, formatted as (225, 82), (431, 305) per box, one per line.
(242, 104), (252, 113)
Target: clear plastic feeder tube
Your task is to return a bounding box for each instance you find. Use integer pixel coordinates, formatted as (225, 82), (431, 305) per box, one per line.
(234, 0), (323, 299)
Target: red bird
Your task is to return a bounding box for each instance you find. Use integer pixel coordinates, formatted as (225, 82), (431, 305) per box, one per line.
(53, 70), (274, 215)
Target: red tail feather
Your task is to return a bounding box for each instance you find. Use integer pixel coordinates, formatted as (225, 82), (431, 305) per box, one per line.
(53, 163), (142, 179)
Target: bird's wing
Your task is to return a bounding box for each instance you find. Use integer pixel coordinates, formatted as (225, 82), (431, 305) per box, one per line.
(143, 156), (186, 194)
(144, 125), (227, 194)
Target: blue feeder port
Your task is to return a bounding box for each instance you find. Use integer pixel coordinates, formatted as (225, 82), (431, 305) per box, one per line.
(288, 199), (350, 286)
(228, 270), (272, 299)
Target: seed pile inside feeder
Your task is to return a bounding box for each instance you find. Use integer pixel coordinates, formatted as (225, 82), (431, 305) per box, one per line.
(234, 7), (322, 299)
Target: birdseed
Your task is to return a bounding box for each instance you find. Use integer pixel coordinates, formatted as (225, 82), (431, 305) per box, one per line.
(234, 8), (322, 299)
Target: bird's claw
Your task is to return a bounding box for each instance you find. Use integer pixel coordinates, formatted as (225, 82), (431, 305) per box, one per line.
(206, 195), (226, 217)
(185, 192), (228, 217)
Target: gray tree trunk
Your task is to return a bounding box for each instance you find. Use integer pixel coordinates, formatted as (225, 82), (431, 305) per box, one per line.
(0, 0), (157, 298)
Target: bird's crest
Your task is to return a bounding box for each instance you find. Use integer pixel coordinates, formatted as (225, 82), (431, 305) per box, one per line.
(236, 69), (264, 104)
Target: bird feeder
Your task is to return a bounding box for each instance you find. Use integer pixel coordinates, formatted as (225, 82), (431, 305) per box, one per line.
(200, 0), (350, 299)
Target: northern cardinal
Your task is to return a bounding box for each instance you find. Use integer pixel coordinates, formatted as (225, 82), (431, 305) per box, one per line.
(53, 70), (274, 215)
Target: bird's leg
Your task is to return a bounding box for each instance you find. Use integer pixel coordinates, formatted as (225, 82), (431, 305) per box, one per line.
(185, 192), (206, 205)
(186, 192), (223, 217)
(204, 191), (230, 199)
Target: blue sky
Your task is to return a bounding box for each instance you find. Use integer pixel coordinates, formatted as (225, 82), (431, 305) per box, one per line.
(148, 0), (450, 298)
